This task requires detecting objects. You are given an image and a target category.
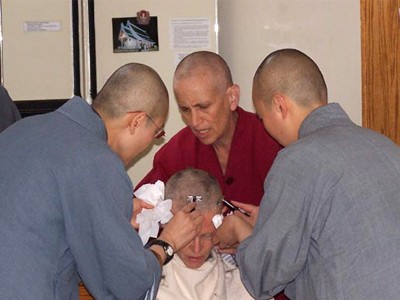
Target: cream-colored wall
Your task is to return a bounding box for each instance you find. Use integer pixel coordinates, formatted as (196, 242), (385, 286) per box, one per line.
(131, 0), (362, 185)
(129, 0), (361, 183)
(1, 0), (74, 100)
(218, 0), (362, 125)
(1, 0), (362, 186)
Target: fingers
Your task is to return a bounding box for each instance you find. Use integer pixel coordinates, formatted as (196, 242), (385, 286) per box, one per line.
(231, 201), (259, 227)
(181, 203), (203, 227)
(234, 210), (251, 222)
(213, 234), (238, 251)
(182, 202), (196, 213)
(140, 201), (154, 210)
(131, 198), (155, 230)
(221, 205), (229, 215)
(211, 216), (236, 248)
(212, 231), (221, 245)
(215, 245), (238, 254)
(212, 214), (252, 249)
(233, 208), (251, 218)
(159, 204), (204, 251)
(130, 217), (139, 230)
(231, 200), (256, 213)
(132, 198), (154, 212)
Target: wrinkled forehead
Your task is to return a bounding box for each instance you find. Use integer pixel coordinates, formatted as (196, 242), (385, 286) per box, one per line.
(200, 211), (220, 233)
(175, 65), (230, 93)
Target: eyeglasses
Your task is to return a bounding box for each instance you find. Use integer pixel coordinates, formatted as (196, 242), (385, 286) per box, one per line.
(146, 115), (165, 139)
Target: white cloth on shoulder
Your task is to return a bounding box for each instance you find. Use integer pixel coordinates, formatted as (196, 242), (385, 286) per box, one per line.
(156, 250), (265, 300)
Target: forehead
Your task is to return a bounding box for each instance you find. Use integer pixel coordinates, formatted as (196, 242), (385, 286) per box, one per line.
(176, 71), (226, 98)
(200, 211), (219, 233)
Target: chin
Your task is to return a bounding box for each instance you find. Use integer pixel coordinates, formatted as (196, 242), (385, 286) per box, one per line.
(195, 135), (214, 146)
(188, 262), (204, 269)
(202, 135), (222, 146)
(199, 139), (214, 146)
(184, 258), (206, 269)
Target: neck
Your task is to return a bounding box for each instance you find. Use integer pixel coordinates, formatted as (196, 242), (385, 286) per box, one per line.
(103, 118), (131, 168)
(92, 106), (108, 140)
(212, 111), (238, 174)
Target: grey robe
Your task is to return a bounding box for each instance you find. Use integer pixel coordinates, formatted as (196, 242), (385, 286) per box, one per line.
(237, 103), (400, 299)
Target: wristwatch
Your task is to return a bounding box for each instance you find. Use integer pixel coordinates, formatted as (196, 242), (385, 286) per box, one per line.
(147, 239), (174, 265)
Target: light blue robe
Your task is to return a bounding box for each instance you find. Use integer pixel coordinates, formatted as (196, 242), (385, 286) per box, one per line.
(0, 97), (160, 299)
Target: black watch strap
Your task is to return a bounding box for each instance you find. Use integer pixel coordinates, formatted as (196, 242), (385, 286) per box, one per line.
(147, 239), (174, 265)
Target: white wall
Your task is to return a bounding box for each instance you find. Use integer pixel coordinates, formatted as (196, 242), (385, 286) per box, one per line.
(218, 0), (362, 125)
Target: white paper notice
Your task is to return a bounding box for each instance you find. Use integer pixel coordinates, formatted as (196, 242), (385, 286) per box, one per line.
(24, 21), (61, 32)
(169, 18), (210, 49)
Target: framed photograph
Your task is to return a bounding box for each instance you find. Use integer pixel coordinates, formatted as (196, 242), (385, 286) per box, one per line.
(112, 15), (159, 53)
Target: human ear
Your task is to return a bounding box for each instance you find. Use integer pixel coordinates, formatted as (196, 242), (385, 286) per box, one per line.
(272, 94), (288, 119)
(227, 84), (240, 110)
(127, 111), (147, 134)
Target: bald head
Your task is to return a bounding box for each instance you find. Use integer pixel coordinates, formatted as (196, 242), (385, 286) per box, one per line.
(174, 51), (233, 92)
(253, 48), (327, 108)
(92, 63), (168, 120)
(165, 168), (222, 214)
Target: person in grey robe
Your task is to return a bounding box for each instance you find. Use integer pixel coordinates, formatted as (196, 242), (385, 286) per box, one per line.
(0, 85), (21, 132)
(0, 63), (203, 299)
(213, 48), (400, 299)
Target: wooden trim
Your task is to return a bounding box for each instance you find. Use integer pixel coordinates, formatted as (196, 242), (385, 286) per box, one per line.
(360, 0), (400, 144)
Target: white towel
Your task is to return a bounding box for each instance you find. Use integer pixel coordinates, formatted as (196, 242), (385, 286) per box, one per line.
(134, 180), (173, 245)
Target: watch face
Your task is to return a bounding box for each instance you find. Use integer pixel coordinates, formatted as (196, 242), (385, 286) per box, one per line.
(166, 246), (174, 256)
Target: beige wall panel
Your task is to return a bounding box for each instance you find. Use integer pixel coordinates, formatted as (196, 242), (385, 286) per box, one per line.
(218, 0), (362, 125)
(2, 0), (74, 100)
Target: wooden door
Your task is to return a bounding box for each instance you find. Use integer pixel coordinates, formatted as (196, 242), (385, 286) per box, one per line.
(361, 0), (400, 145)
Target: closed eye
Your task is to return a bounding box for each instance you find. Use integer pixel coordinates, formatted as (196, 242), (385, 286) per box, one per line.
(197, 104), (210, 110)
(202, 233), (213, 239)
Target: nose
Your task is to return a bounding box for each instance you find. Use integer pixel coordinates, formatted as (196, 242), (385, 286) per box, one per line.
(191, 237), (202, 254)
(189, 110), (202, 128)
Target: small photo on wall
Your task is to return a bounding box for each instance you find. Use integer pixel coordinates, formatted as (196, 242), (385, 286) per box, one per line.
(112, 15), (159, 53)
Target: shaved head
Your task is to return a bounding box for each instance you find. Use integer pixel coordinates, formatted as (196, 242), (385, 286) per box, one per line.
(253, 48), (327, 108)
(165, 168), (222, 214)
(174, 51), (233, 92)
(92, 63), (168, 120)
